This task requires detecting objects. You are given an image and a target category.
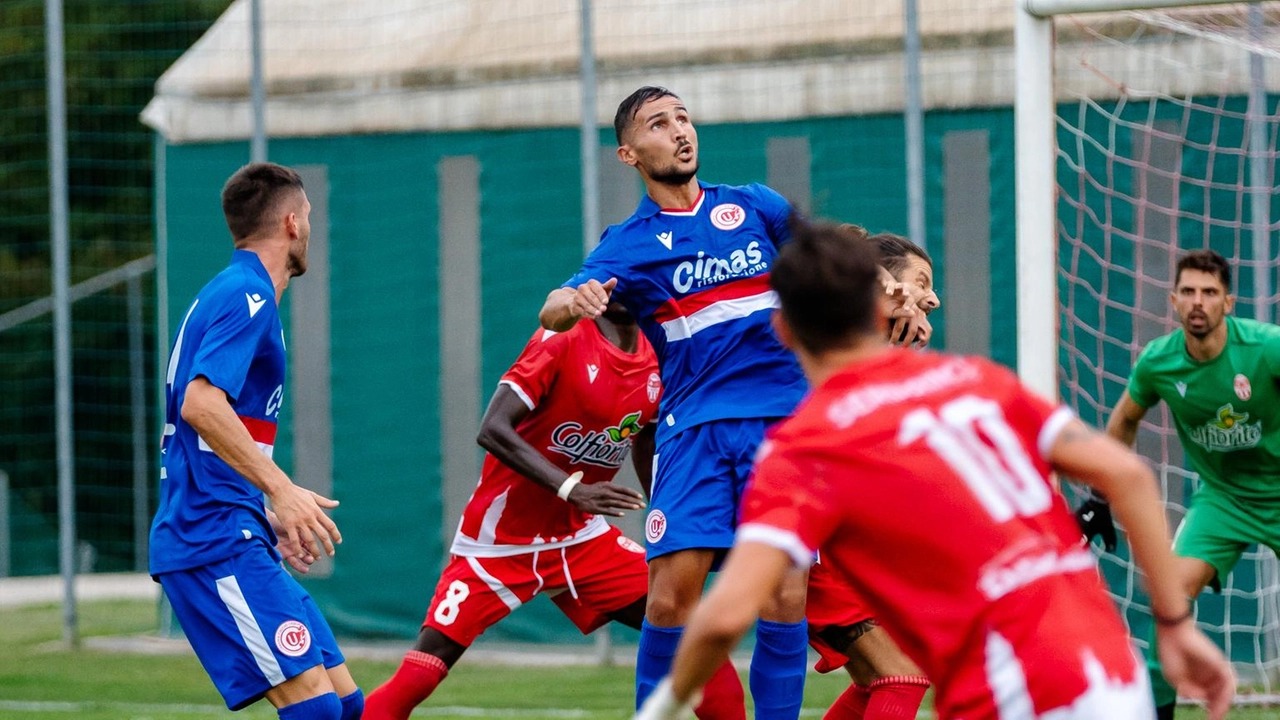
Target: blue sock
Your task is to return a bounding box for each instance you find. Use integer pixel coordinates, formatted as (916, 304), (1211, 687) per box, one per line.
(339, 689), (364, 720)
(278, 692), (343, 720)
(636, 619), (684, 710)
(749, 619), (808, 720)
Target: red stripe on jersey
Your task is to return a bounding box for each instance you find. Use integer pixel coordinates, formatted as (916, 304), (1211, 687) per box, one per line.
(659, 189), (705, 215)
(653, 273), (773, 323)
(239, 415), (278, 445)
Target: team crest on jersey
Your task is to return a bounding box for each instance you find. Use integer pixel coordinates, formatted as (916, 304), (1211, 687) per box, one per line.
(645, 509), (667, 543)
(1235, 373), (1252, 401)
(274, 620), (311, 657)
(617, 535), (645, 553)
(710, 203), (745, 231)
(1188, 403), (1262, 452)
(647, 373), (662, 403)
(548, 412), (644, 468)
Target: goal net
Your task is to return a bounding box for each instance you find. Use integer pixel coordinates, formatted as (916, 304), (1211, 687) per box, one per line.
(1054, 2), (1280, 694)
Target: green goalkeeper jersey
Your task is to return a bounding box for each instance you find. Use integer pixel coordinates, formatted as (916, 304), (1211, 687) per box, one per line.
(1128, 316), (1280, 500)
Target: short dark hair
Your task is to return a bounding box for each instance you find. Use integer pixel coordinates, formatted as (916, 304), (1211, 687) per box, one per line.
(871, 231), (932, 279)
(772, 217), (881, 354)
(221, 162), (305, 242)
(1175, 249), (1231, 291)
(614, 86), (680, 145)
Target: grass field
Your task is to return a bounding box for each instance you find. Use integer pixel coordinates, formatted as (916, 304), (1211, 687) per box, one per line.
(0, 599), (1271, 719)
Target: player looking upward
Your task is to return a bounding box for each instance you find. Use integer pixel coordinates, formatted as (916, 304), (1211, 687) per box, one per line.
(1078, 248), (1279, 720)
(637, 218), (1234, 720)
(365, 303), (745, 720)
(150, 162), (361, 720)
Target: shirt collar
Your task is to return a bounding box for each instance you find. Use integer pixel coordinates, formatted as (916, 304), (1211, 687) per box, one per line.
(634, 180), (711, 219)
(231, 249), (273, 287)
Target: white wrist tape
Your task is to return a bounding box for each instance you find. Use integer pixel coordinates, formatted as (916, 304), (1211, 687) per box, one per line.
(556, 471), (584, 501)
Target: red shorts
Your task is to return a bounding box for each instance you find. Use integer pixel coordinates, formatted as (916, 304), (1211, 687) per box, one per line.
(805, 558), (874, 673)
(423, 526), (648, 647)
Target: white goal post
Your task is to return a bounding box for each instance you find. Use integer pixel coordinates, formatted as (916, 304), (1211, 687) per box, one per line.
(1014, 0), (1269, 399)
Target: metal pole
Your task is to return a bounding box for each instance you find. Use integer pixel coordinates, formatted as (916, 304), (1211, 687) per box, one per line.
(249, 0), (267, 162)
(44, 0), (78, 648)
(580, 0), (601, 256)
(1014, 0), (1059, 400)
(1247, 3), (1271, 324)
(0, 471), (10, 578)
(128, 275), (149, 571)
(904, 0), (926, 247)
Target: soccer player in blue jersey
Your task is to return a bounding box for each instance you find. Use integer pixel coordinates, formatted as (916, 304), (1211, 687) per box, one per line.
(540, 86), (926, 718)
(150, 162), (362, 720)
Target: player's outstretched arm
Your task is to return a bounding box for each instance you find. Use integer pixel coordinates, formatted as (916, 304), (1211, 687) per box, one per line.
(538, 278), (617, 331)
(181, 377), (341, 558)
(636, 541), (792, 720)
(1072, 391), (1151, 550)
(1047, 418), (1234, 717)
(477, 384), (644, 517)
(1106, 391), (1149, 448)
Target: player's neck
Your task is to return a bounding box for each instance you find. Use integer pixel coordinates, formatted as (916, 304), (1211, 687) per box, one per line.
(644, 178), (701, 211)
(799, 338), (890, 386)
(594, 316), (639, 353)
(1183, 321), (1229, 362)
(241, 242), (291, 304)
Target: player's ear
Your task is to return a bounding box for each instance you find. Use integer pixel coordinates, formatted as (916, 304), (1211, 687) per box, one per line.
(283, 211), (299, 240)
(616, 144), (638, 168)
(1225, 292), (1236, 314)
(771, 311), (796, 351)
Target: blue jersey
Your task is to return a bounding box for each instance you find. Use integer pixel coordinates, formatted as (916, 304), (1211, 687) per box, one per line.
(564, 182), (807, 441)
(150, 250), (286, 575)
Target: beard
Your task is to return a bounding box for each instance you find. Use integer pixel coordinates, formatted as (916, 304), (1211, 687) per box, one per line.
(649, 159), (699, 187)
(286, 233), (309, 277)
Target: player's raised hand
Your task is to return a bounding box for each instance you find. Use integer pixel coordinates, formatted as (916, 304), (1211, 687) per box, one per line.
(1156, 620), (1235, 720)
(1075, 495), (1118, 552)
(572, 277), (617, 319)
(269, 482), (342, 559)
(567, 481), (646, 517)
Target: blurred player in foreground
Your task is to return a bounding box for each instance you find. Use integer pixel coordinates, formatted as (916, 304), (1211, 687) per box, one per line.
(805, 230), (937, 720)
(150, 162), (360, 719)
(636, 219), (1234, 720)
(365, 303), (745, 719)
(1078, 248), (1280, 719)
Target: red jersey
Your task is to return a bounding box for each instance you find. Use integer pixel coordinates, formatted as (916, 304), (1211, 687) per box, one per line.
(452, 320), (661, 557)
(740, 348), (1139, 718)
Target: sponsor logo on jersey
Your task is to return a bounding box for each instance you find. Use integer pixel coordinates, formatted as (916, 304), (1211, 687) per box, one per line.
(617, 535), (645, 553)
(587, 364), (599, 383)
(266, 385), (284, 417)
(710, 203), (746, 231)
(548, 411), (644, 468)
(246, 292), (267, 318)
(274, 620), (311, 657)
(647, 373), (662, 403)
(1235, 373), (1252, 401)
(657, 231), (674, 250)
(1175, 381), (1188, 398)
(671, 241), (767, 293)
(1188, 403), (1262, 452)
(645, 509), (667, 543)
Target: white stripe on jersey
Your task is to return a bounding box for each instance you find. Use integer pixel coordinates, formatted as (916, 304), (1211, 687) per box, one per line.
(1037, 406), (1077, 460)
(499, 380), (536, 411)
(660, 291), (779, 342)
(198, 435), (274, 459)
(215, 575), (285, 686)
(736, 523), (814, 569)
(477, 489), (509, 545)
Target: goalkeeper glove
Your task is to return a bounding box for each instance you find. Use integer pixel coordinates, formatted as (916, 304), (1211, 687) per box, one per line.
(1075, 494), (1117, 552)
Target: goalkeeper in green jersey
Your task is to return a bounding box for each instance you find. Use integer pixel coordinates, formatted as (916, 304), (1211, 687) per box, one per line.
(1078, 248), (1280, 719)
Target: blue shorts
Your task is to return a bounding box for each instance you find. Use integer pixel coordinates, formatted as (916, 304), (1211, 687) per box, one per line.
(158, 545), (344, 710)
(644, 417), (777, 561)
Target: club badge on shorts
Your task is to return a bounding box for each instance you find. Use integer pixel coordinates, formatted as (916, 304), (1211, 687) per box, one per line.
(1235, 373), (1252, 401)
(274, 620), (311, 657)
(645, 509), (667, 544)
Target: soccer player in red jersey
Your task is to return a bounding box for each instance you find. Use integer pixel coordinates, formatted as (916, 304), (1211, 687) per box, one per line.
(637, 220), (1235, 720)
(806, 230), (936, 720)
(365, 303), (743, 720)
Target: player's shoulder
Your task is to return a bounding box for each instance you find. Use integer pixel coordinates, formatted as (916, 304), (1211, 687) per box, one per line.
(708, 181), (789, 208)
(1227, 316), (1280, 347)
(1136, 328), (1186, 365)
(199, 261), (272, 313)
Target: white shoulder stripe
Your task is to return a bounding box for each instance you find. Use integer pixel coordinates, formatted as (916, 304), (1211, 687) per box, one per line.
(1038, 406), (1077, 461)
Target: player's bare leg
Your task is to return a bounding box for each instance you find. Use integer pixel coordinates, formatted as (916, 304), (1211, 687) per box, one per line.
(646, 549), (716, 625)
(820, 623), (928, 720)
(264, 664), (350, 719)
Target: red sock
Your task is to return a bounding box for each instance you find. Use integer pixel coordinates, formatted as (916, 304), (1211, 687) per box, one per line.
(865, 676), (929, 720)
(823, 683), (871, 720)
(694, 658), (745, 720)
(363, 651), (449, 720)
